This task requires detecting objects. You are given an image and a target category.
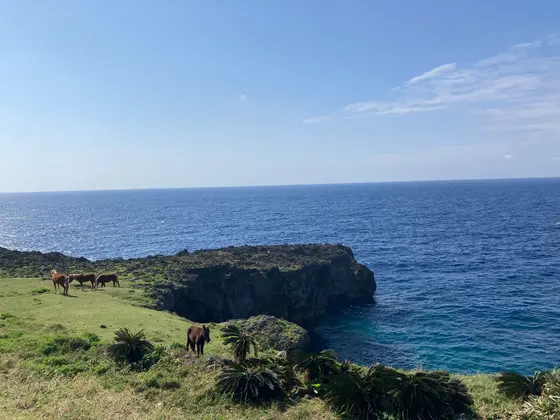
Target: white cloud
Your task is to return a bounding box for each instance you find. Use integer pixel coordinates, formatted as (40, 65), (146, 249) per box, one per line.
(552, 156), (560, 161)
(240, 94), (248, 101)
(504, 154), (515, 160)
(406, 63), (456, 85)
(341, 36), (560, 136)
(303, 115), (330, 124)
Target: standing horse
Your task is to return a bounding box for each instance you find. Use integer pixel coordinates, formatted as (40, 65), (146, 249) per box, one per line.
(95, 273), (119, 289)
(186, 325), (211, 355)
(51, 270), (69, 295)
(68, 273), (96, 291)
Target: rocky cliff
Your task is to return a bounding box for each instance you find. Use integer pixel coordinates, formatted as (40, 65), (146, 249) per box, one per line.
(0, 244), (375, 327)
(147, 244), (375, 327)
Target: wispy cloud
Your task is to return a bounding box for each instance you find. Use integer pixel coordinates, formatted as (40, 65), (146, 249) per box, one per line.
(240, 93), (248, 101)
(406, 63), (456, 85)
(303, 115), (330, 124)
(504, 154), (515, 160)
(342, 36), (560, 135)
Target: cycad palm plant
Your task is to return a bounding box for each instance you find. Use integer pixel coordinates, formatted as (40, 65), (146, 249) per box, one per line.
(222, 324), (258, 363)
(496, 370), (546, 400)
(289, 349), (339, 382)
(388, 371), (473, 420)
(107, 328), (154, 364)
(216, 363), (282, 402)
(324, 364), (402, 419)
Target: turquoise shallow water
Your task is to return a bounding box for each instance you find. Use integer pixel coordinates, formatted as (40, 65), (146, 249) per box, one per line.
(1, 178), (559, 374)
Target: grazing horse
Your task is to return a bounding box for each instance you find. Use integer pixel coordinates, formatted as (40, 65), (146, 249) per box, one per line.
(186, 325), (211, 355)
(95, 273), (119, 289)
(51, 269), (69, 295)
(68, 273), (96, 291)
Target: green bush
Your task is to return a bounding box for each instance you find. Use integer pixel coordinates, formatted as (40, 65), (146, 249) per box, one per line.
(107, 328), (154, 365)
(389, 371), (473, 420)
(216, 363), (282, 403)
(518, 369), (560, 418)
(289, 349), (339, 382)
(496, 371), (547, 401)
(41, 335), (97, 355)
(222, 324), (258, 363)
(324, 364), (401, 418)
(323, 367), (473, 420)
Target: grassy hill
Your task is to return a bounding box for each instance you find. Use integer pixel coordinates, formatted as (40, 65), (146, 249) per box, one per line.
(0, 278), (522, 419)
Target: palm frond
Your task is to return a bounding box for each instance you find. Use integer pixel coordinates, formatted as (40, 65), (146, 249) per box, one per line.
(222, 324), (258, 362)
(107, 328), (154, 364)
(289, 349), (339, 381)
(496, 371), (546, 400)
(216, 363), (281, 402)
(389, 371), (456, 419)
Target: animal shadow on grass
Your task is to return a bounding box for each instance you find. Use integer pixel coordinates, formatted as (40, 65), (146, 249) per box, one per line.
(61, 294), (78, 298)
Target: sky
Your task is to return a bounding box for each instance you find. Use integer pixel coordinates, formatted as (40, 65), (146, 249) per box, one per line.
(1, 0), (560, 192)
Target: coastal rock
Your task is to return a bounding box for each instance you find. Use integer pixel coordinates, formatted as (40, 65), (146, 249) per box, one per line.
(0, 243), (376, 328)
(222, 315), (310, 352)
(149, 244), (375, 327)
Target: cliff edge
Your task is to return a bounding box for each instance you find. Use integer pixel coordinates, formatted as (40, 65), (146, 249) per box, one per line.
(0, 243), (375, 327)
(147, 244), (375, 327)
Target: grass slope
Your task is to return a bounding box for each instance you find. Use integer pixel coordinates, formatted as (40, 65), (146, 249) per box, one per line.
(0, 278), (521, 419)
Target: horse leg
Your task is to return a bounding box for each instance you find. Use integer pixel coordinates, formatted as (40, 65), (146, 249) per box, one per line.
(53, 281), (57, 294)
(186, 337), (191, 352)
(190, 341), (196, 353)
(200, 343), (204, 356)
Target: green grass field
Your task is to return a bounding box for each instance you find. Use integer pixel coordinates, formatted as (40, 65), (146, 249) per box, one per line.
(0, 278), (521, 419)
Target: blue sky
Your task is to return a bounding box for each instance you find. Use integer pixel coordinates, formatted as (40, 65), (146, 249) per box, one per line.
(1, 0), (559, 192)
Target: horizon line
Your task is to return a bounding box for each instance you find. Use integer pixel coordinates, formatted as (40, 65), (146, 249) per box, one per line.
(1, 175), (559, 194)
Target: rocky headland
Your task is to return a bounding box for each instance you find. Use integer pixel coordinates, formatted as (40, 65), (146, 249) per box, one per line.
(0, 243), (375, 329)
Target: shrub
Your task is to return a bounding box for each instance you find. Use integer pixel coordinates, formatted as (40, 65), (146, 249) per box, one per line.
(518, 369), (560, 418)
(324, 364), (402, 418)
(132, 344), (165, 370)
(216, 363), (282, 403)
(41, 335), (95, 355)
(389, 371), (473, 420)
(222, 324), (258, 363)
(107, 328), (154, 364)
(289, 349), (339, 382)
(496, 371), (547, 401)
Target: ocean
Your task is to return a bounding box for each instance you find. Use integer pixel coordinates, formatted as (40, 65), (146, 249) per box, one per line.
(1, 178), (559, 374)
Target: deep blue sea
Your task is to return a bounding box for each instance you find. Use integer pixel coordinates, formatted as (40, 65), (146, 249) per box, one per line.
(1, 179), (559, 374)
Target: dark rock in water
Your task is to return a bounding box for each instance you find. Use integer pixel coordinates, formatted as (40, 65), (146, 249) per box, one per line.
(150, 244), (375, 328)
(223, 315), (310, 352)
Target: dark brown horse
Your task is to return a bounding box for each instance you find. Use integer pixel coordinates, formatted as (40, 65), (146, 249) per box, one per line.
(186, 325), (211, 355)
(51, 269), (69, 295)
(95, 274), (119, 289)
(68, 273), (96, 291)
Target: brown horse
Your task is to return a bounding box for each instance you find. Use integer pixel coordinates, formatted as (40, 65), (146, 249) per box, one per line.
(68, 273), (96, 291)
(51, 269), (69, 295)
(95, 274), (119, 289)
(186, 325), (211, 355)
